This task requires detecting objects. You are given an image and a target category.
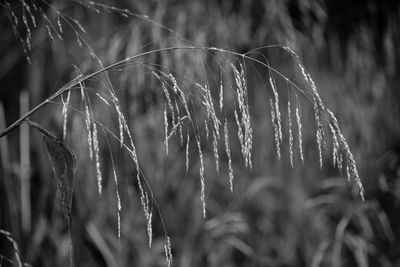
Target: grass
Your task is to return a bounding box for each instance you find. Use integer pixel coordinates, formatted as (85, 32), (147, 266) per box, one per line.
(0, 1), (373, 266)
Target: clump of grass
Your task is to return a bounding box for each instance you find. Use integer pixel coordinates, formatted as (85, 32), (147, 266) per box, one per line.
(1, 1), (365, 266)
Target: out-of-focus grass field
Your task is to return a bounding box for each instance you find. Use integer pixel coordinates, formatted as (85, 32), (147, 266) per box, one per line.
(1, 1), (400, 266)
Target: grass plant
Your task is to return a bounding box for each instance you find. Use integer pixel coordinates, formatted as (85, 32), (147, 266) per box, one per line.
(0, 1), (372, 266)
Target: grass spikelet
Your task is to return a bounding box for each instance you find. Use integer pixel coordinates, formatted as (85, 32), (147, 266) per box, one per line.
(283, 46), (300, 60)
(107, 90), (125, 148)
(162, 77), (174, 111)
(231, 63), (252, 168)
(147, 208), (153, 248)
(196, 135), (206, 218)
(71, 18), (86, 33)
(126, 131), (139, 167)
(269, 71), (282, 142)
(338, 153), (343, 175)
(179, 121), (183, 146)
(295, 106), (304, 164)
(288, 99), (294, 167)
(219, 78), (224, 111)
(79, 82), (85, 100)
(297, 61), (310, 86)
(76, 32), (82, 47)
(307, 73), (324, 111)
(344, 144), (364, 200)
(197, 83), (220, 140)
(164, 103), (169, 155)
(115, 103), (125, 147)
(93, 92), (111, 106)
(92, 123), (102, 195)
(212, 130), (219, 174)
(205, 120), (209, 140)
(133, 169), (153, 247)
(85, 105), (93, 160)
(138, 191), (153, 247)
(329, 123), (339, 168)
(186, 130), (190, 173)
(160, 78), (176, 127)
(207, 87), (221, 140)
(269, 98), (281, 160)
(57, 15), (63, 33)
(21, 5), (31, 50)
(164, 236), (172, 267)
(234, 110), (244, 154)
(169, 73), (179, 94)
(46, 25), (55, 42)
(61, 90), (71, 140)
(314, 99), (324, 169)
(173, 99), (183, 146)
(224, 119), (234, 192)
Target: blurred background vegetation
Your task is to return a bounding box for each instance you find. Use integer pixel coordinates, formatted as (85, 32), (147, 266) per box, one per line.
(1, 0), (400, 266)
